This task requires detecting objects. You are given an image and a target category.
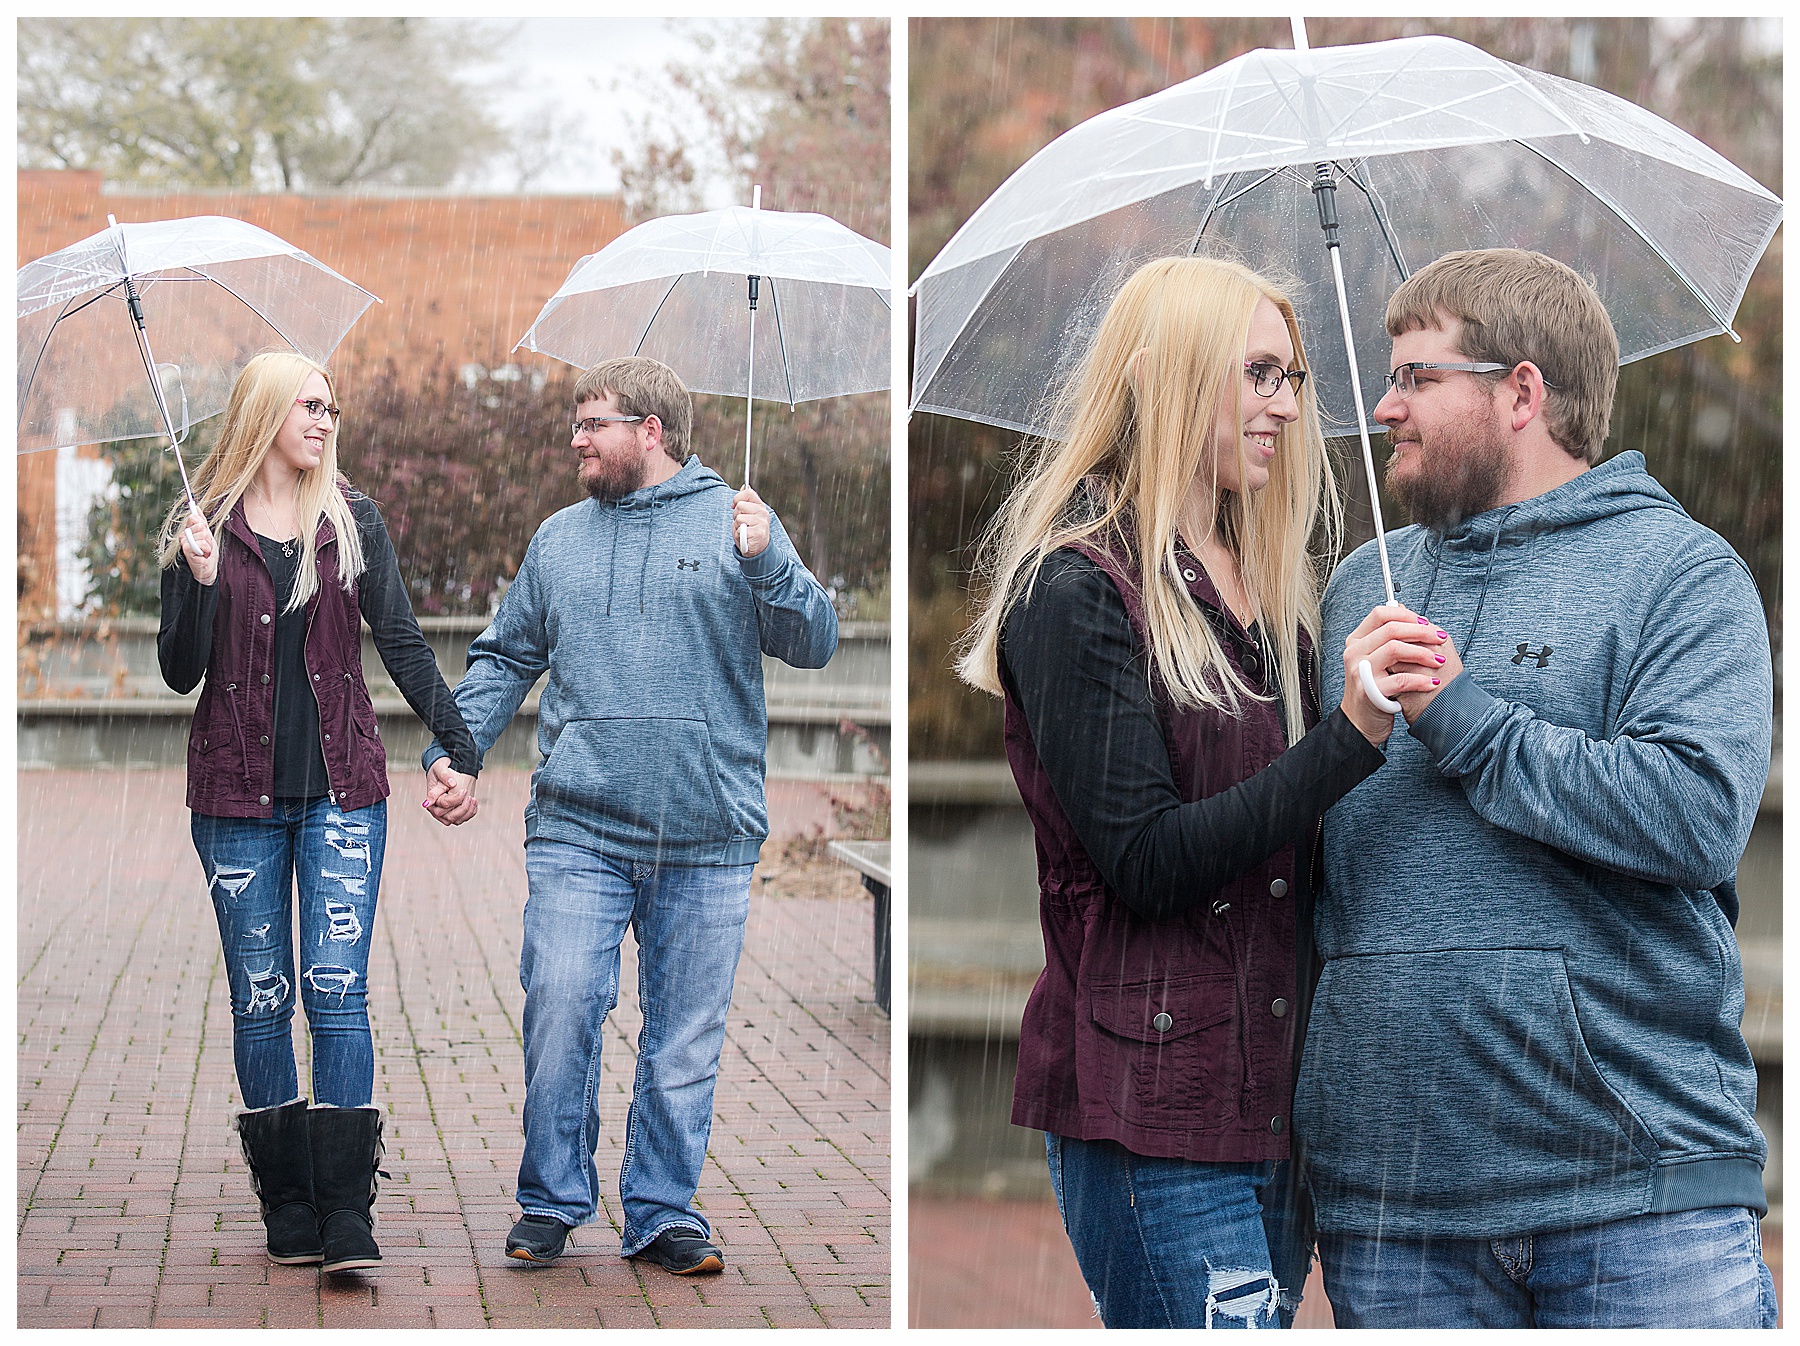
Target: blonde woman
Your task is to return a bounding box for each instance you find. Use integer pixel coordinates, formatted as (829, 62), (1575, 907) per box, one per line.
(157, 352), (481, 1274)
(958, 256), (1445, 1327)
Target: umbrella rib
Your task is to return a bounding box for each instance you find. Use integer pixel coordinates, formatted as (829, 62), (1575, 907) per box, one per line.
(1189, 166), (1285, 252)
(1514, 138), (1740, 337)
(1335, 160), (1412, 282)
(909, 244), (1027, 412)
(633, 275), (684, 356)
(193, 269), (303, 350)
(766, 279), (797, 408)
(17, 288), (109, 432)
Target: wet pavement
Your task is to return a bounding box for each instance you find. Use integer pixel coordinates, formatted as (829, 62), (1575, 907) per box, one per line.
(18, 768), (890, 1329)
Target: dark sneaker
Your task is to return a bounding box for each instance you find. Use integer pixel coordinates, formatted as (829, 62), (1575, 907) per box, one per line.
(506, 1214), (570, 1263)
(633, 1227), (724, 1275)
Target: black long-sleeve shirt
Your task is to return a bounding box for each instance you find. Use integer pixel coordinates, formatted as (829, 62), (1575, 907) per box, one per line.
(160, 493), (482, 790)
(999, 547), (1385, 921)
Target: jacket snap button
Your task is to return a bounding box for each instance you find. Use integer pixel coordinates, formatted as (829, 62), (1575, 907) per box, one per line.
(258, 795), (270, 806)
(259, 735), (269, 746)
(1270, 1116), (1286, 1135)
(1271, 999), (1289, 1018)
(1152, 1012), (1173, 1033)
(314, 674), (321, 681)
(1182, 568), (1196, 582)
(1269, 877), (1288, 898)
(260, 613), (270, 624)
(260, 674), (270, 685)
(1211, 900), (1230, 917)
(324, 733), (331, 743)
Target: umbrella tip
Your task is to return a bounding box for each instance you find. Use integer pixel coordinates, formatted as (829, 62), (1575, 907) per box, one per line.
(1290, 16), (1309, 50)
(107, 213), (119, 228)
(753, 185), (761, 210)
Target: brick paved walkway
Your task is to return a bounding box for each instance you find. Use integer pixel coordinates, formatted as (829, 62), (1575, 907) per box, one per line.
(18, 768), (889, 1329)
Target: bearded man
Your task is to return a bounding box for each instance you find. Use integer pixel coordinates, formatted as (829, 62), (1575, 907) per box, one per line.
(421, 356), (837, 1274)
(1303, 249), (1775, 1328)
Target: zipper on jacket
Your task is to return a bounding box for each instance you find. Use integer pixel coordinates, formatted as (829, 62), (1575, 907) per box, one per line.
(1206, 899), (1256, 1113)
(223, 683), (250, 788)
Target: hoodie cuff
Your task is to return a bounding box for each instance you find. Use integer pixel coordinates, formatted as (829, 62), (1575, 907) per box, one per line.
(737, 540), (787, 582)
(421, 742), (449, 774)
(1409, 671), (1497, 767)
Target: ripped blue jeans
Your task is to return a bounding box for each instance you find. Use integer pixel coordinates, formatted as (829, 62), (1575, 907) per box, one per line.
(1046, 1133), (1313, 1328)
(191, 798), (386, 1109)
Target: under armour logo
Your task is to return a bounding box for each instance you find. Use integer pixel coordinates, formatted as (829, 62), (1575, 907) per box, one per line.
(676, 558), (700, 571)
(1512, 643), (1553, 668)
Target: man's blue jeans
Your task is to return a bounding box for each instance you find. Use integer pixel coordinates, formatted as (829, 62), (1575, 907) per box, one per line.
(191, 798), (386, 1109)
(1045, 1133), (1314, 1328)
(1319, 1205), (1778, 1327)
(517, 839), (752, 1253)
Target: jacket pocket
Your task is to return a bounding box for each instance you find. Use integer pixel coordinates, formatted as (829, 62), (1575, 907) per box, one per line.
(1295, 948), (1657, 1220)
(1087, 972), (1239, 1128)
(193, 683), (243, 757)
(537, 716), (732, 848)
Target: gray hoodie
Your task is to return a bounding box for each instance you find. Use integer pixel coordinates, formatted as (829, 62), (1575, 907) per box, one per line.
(1302, 450), (1771, 1238)
(425, 456), (837, 865)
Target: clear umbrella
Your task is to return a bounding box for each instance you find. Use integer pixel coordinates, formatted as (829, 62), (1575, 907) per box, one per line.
(516, 192), (891, 551)
(910, 29), (1781, 707)
(18, 215), (381, 494)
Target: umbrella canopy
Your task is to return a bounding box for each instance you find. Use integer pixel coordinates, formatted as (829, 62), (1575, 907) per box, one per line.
(910, 34), (1783, 439)
(516, 204), (892, 406)
(18, 215), (379, 453)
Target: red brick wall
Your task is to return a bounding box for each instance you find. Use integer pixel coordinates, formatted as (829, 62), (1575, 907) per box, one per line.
(17, 170), (628, 616)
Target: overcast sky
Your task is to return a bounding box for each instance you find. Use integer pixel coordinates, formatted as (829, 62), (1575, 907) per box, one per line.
(460, 17), (742, 201)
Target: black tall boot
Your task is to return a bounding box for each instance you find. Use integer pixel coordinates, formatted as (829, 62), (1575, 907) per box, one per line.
(308, 1105), (385, 1273)
(235, 1099), (323, 1265)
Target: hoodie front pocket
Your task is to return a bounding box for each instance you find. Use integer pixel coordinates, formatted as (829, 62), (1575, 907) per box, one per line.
(1088, 972), (1238, 1128)
(1295, 947), (1657, 1219)
(537, 716), (732, 847)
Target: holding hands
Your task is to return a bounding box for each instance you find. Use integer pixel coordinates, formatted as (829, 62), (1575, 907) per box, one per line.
(424, 758), (478, 826)
(1340, 604), (1460, 744)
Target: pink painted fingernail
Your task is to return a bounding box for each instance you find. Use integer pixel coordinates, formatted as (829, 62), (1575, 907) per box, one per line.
(1436, 629), (1448, 639)
(1432, 678), (1440, 686)
(1417, 616), (1428, 623)
(1435, 654), (1446, 664)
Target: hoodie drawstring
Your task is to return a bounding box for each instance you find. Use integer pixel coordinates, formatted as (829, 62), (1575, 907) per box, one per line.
(1463, 508), (1516, 654)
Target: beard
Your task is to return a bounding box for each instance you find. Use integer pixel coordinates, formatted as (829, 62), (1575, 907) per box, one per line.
(580, 452), (645, 504)
(1385, 414), (1512, 534)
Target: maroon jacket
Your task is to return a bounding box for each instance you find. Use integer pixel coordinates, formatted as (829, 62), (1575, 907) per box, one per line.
(181, 501), (389, 817)
(1002, 539), (1374, 1162)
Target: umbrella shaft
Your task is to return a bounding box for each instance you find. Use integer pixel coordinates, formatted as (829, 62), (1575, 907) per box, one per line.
(745, 297), (757, 489)
(127, 291), (197, 512)
(1324, 242), (1396, 607)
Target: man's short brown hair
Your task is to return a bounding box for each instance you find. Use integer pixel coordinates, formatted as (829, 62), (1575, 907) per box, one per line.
(1386, 249), (1619, 463)
(574, 357), (691, 464)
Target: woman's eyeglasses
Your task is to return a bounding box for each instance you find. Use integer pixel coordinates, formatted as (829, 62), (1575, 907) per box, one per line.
(1244, 360), (1306, 398)
(295, 397), (342, 423)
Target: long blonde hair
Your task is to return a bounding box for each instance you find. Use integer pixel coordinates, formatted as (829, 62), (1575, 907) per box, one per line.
(156, 351), (365, 612)
(957, 255), (1341, 744)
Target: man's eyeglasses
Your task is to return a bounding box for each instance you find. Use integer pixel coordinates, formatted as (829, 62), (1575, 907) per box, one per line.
(572, 415), (644, 437)
(1244, 360), (1307, 398)
(1383, 361), (1559, 398)
(295, 397), (342, 423)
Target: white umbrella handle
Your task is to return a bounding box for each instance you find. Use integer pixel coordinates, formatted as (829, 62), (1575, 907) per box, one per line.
(1358, 658), (1402, 714)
